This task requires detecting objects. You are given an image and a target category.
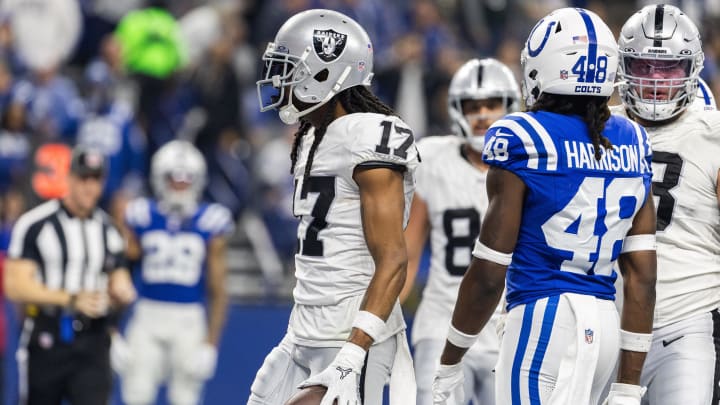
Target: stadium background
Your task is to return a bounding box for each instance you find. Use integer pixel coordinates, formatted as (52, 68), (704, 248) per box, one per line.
(0, 0), (718, 403)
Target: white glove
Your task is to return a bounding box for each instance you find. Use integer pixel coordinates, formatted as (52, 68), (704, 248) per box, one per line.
(299, 342), (366, 405)
(602, 383), (646, 405)
(185, 342), (218, 380)
(110, 332), (132, 375)
(432, 363), (464, 405)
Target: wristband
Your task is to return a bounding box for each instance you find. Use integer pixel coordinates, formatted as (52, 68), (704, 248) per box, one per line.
(446, 323), (479, 349)
(472, 240), (513, 266)
(620, 329), (653, 352)
(621, 234), (656, 253)
(352, 310), (386, 342)
(609, 382), (646, 398)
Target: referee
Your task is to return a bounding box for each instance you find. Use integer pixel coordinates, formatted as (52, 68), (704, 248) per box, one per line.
(4, 145), (136, 405)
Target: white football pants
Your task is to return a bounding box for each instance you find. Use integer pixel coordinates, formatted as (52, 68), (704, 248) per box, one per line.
(496, 294), (619, 405)
(247, 332), (397, 405)
(121, 299), (208, 405)
(640, 309), (720, 405)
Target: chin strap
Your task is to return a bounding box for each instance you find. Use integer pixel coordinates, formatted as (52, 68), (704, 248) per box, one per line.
(279, 104), (301, 125)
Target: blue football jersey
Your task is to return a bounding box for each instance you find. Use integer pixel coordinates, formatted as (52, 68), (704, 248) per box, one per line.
(483, 112), (652, 309)
(125, 198), (234, 303)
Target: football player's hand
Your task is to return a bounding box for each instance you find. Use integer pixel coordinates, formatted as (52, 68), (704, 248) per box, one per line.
(602, 383), (646, 405)
(185, 342), (218, 380)
(110, 332), (132, 375)
(432, 363), (464, 405)
(299, 342), (366, 405)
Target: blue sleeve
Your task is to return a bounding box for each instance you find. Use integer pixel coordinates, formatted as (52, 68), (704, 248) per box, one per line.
(197, 204), (235, 238)
(482, 112), (561, 178)
(482, 122), (531, 176)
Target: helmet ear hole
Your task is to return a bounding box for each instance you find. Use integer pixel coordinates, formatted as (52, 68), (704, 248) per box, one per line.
(313, 69), (329, 82)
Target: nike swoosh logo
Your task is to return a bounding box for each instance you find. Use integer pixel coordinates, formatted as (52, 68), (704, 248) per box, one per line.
(662, 335), (684, 347)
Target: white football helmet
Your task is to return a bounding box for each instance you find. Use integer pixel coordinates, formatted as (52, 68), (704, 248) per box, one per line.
(151, 140), (207, 216)
(617, 4), (704, 122)
(448, 58), (520, 151)
(521, 8), (618, 108)
(256, 9), (374, 125)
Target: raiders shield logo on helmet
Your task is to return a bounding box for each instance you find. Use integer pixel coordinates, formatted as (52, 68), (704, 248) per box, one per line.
(313, 29), (347, 62)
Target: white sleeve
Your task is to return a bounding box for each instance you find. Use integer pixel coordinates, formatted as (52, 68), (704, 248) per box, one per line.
(198, 203), (235, 237)
(349, 115), (419, 171)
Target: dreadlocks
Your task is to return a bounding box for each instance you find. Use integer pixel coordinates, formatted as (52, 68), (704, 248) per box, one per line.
(531, 94), (613, 160)
(338, 85), (396, 117)
(289, 86), (398, 191)
(289, 120), (312, 175)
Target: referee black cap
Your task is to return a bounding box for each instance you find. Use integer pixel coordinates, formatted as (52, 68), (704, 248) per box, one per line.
(70, 146), (106, 177)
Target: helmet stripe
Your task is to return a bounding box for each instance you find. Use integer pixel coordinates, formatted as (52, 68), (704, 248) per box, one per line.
(476, 64), (484, 90)
(699, 80), (712, 106)
(576, 9), (598, 84)
(654, 4), (665, 47)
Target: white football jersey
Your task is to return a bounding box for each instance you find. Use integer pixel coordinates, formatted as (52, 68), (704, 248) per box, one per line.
(288, 112), (419, 344)
(611, 106), (720, 328)
(411, 136), (499, 346)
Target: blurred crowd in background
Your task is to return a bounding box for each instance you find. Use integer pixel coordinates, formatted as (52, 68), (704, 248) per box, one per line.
(0, 0), (719, 304)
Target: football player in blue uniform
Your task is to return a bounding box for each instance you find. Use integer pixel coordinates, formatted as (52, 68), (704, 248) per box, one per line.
(116, 140), (234, 405)
(432, 8), (657, 405)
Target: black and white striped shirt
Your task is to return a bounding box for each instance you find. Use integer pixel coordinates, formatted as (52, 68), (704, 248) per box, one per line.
(7, 199), (125, 294)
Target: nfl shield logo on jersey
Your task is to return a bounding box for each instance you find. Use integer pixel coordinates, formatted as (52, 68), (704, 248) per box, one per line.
(313, 29), (347, 62)
(560, 70), (569, 80)
(585, 328), (594, 344)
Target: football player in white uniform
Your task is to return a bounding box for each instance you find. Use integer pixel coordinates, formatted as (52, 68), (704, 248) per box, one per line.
(401, 58), (520, 405)
(248, 9), (419, 405)
(115, 140), (234, 405)
(614, 5), (720, 404)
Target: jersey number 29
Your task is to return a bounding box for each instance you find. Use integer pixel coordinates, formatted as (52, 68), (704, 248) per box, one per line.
(142, 231), (205, 285)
